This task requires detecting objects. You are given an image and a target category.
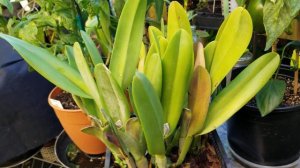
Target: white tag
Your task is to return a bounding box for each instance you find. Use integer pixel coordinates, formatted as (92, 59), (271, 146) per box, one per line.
(50, 99), (64, 109)
(115, 120), (123, 128)
(163, 123), (170, 136)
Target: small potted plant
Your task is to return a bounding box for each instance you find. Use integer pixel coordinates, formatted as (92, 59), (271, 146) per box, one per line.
(0, 0), (280, 167)
(227, 1), (300, 167)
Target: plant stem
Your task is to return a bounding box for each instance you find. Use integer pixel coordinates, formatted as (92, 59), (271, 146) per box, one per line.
(175, 136), (193, 166)
(155, 155), (167, 168)
(294, 50), (299, 95)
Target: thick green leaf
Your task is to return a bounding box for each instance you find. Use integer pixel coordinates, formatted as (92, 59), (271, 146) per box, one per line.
(167, 1), (192, 40)
(109, 0), (147, 90)
(161, 29), (194, 136)
(201, 52), (280, 135)
(94, 63), (131, 128)
(149, 26), (164, 44)
(99, 0), (111, 45)
(256, 79), (286, 117)
(96, 28), (111, 58)
(132, 72), (165, 155)
(144, 53), (162, 98)
(73, 43), (105, 122)
(0, 33), (90, 98)
(65, 45), (77, 69)
(187, 66), (211, 136)
(148, 26), (164, 57)
(158, 37), (168, 58)
(210, 7), (252, 92)
(264, 0), (300, 50)
(80, 30), (103, 65)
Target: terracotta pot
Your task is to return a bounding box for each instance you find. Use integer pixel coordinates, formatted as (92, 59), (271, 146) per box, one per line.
(48, 87), (106, 154)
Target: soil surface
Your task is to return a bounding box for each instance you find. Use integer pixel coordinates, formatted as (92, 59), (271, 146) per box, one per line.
(54, 91), (79, 109)
(171, 135), (222, 168)
(281, 77), (300, 106)
(66, 146), (106, 168)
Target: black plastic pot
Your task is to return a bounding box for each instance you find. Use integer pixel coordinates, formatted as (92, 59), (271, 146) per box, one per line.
(193, 12), (224, 30)
(0, 39), (62, 165)
(227, 66), (300, 167)
(210, 130), (230, 168)
(55, 131), (111, 168)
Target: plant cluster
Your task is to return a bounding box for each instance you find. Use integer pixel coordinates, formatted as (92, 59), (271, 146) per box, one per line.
(0, 0), (280, 167)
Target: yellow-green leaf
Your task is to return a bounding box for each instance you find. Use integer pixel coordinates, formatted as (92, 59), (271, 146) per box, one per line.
(109, 0), (147, 90)
(210, 7), (253, 92)
(167, 1), (192, 40)
(161, 29), (194, 136)
(144, 53), (162, 98)
(201, 52), (280, 135)
(0, 33), (90, 98)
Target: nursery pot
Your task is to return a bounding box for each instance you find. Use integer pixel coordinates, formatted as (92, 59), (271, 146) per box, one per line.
(55, 131), (111, 168)
(48, 87), (106, 155)
(227, 70), (300, 167)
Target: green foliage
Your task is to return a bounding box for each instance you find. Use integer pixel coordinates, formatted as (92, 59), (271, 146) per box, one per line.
(202, 52), (280, 134)
(0, 1), (281, 167)
(264, 0), (300, 50)
(0, 0), (13, 14)
(109, 0), (147, 90)
(255, 79), (286, 116)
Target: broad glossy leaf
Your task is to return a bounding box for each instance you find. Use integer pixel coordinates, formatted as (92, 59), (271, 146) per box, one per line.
(94, 63), (131, 128)
(256, 79), (286, 117)
(167, 1), (192, 40)
(109, 0), (147, 90)
(80, 30), (103, 65)
(144, 53), (162, 98)
(201, 52), (280, 134)
(132, 72), (165, 155)
(264, 0), (300, 50)
(187, 66), (211, 136)
(73, 43), (105, 122)
(210, 7), (252, 92)
(0, 33), (90, 98)
(161, 29), (194, 136)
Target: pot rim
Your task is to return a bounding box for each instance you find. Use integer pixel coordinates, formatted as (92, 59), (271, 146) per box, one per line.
(48, 87), (82, 113)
